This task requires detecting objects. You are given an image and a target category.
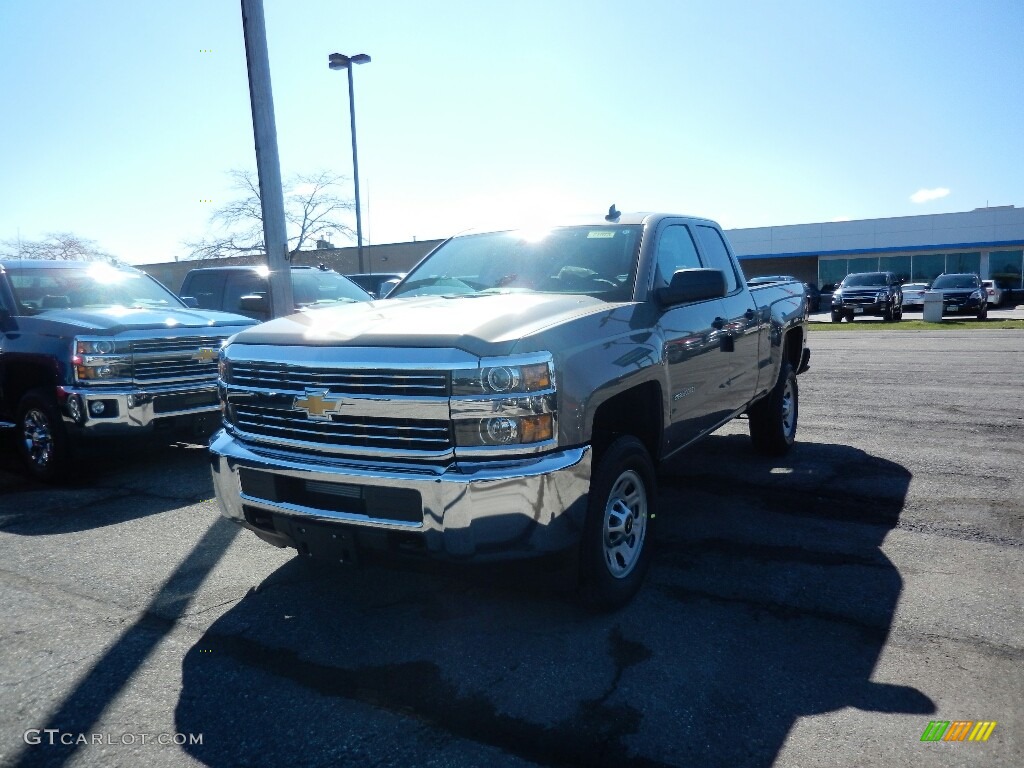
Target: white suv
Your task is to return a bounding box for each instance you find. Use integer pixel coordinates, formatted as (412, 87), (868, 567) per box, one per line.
(981, 280), (1003, 306)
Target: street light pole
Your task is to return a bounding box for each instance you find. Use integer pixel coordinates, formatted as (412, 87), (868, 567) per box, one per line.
(329, 52), (370, 273)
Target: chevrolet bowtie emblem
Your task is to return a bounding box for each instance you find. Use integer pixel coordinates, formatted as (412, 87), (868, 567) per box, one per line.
(293, 390), (344, 420)
(192, 347), (219, 363)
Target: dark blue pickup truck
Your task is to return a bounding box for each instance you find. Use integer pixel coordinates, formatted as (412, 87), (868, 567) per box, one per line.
(0, 259), (255, 481)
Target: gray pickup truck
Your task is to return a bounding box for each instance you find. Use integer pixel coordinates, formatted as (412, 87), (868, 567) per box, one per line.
(211, 211), (810, 606)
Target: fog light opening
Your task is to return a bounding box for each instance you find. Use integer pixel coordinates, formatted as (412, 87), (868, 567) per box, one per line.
(89, 400), (106, 416)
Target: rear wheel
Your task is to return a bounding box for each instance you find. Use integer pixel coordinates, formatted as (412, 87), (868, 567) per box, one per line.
(16, 388), (72, 483)
(748, 361), (798, 456)
(580, 436), (655, 609)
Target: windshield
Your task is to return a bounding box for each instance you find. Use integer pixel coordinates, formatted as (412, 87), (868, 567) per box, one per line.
(841, 272), (887, 288)
(6, 264), (184, 314)
(292, 270), (371, 306)
(389, 225), (643, 301)
(931, 274), (978, 289)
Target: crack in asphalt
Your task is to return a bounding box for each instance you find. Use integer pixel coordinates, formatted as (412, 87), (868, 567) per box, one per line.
(657, 584), (890, 643)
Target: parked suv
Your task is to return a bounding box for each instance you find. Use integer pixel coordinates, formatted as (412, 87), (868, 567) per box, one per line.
(831, 271), (903, 322)
(180, 264), (371, 321)
(931, 273), (988, 319)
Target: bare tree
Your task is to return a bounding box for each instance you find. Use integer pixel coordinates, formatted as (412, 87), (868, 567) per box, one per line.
(183, 169), (355, 260)
(0, 232), (118, 262)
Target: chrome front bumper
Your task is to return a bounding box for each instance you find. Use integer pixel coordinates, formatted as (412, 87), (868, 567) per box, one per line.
(209, 429), (593, 561)
(60, 382), (221, 434)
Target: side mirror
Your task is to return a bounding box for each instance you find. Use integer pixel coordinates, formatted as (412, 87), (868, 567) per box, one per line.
(238, 294), (270, 319)
(180, 296), (199, 308)
(655, 269), (727, 306)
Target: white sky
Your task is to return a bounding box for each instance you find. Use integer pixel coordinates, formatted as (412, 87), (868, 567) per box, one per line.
(1, 0), (1022, 265)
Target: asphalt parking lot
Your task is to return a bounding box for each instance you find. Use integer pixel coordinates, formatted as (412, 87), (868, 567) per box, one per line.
(1, 330), (1021, 768)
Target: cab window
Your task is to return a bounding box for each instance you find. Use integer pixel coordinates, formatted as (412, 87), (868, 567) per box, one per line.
(653, 225), (703, 289)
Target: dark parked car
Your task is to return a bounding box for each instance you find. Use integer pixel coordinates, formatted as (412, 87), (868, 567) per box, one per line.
(830, 272), (903, 322)
(345, 272), (406, 298)
(180, 264), (372, 321)
(930, 273), (988, 319)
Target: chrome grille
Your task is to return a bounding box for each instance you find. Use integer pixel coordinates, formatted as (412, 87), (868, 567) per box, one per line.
(232, 402), (451, 453)
(227, 361), (450, 397)
(131, 335), (226, 383)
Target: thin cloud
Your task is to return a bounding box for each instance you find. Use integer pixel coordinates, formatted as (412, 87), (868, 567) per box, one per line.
(910, 187), (950, 204)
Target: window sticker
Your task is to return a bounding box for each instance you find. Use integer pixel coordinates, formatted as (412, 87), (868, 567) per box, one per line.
(587, 231), (616, 239)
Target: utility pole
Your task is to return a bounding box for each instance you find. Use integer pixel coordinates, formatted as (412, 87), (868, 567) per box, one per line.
(241, 0), (292, 317)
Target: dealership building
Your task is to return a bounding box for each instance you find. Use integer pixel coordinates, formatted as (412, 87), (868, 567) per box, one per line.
(729, 205), (1024, 292)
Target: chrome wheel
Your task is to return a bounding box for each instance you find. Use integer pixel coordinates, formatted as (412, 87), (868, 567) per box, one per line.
(602, 470), (648, 579)
(22, 408), (54, 470)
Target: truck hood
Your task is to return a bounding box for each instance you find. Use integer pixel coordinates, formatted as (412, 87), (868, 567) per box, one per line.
(31, 306), (256, 333)
(229, 293), (616, 357)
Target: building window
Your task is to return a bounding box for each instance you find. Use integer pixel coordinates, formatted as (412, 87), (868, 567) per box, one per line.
(818, 258), (847, 291)
(879, 255), (911, 283)
(991, 250), (1023, 289)
(848, 257), (879, 274)
(912, 254), (945, 282)
(946, 252), (980, 275)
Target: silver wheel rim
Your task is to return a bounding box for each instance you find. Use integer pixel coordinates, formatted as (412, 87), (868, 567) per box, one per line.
(22, 408), (53, 468)
(602, 469), (647, 579)
(781, 379), (796, 438)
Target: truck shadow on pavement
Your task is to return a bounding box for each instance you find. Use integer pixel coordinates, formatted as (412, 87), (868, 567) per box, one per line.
(171, 436), (935, 767)
(0, 436), (214, 535)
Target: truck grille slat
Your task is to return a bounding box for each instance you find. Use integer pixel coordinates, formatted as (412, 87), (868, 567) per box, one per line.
(228, 362), (449, 396)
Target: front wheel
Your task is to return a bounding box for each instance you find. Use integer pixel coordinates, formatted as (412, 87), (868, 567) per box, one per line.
(831, 310), (842, 323)
(977, 308), (988, 320)
(16, 388), (72, 483)
(580, 436), (656, 609)
(748, 362), (798, 456)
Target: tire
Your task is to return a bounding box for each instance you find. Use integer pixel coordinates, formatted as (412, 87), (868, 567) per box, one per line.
(16, 388), (72, 483)
(882, 307), (893, 322)
(830, 310), (841, 323)
(893, 307), (902, 322)
(579, 436), (655, 609)
(748, 361), (798, 456)
(977, 307), (988, 320)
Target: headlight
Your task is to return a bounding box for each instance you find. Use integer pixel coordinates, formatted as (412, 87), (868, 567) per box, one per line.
(453, 361), (552, 395)
(455, 412), (555, 447)
(831, 292), (842, 303)
(971, 290), (983, 300)
(876, 291), (888, 303)
(73, 337), (131, 383)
